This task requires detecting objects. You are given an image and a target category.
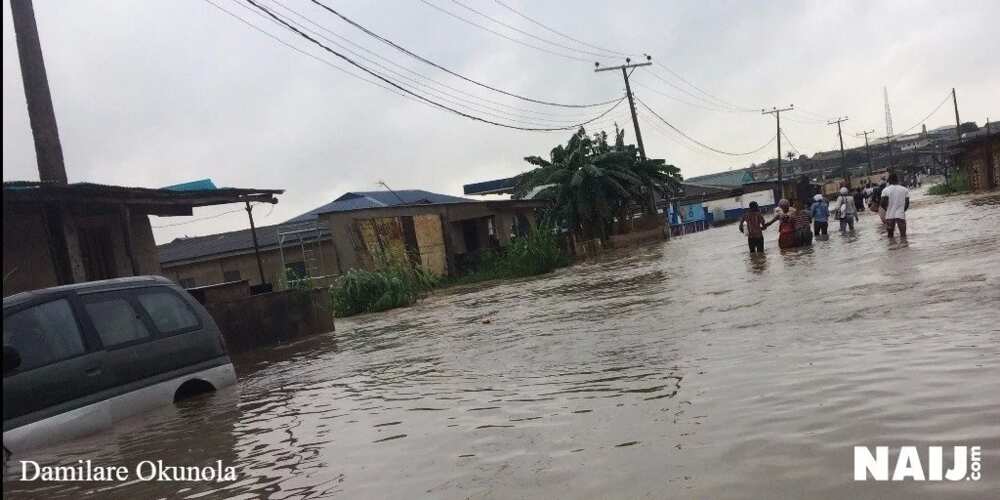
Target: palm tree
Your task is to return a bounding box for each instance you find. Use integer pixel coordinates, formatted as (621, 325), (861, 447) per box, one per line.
(514, 126), (681, 241)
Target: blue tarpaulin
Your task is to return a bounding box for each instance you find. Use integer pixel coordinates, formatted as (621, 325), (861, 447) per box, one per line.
(162, 179), (217, 191)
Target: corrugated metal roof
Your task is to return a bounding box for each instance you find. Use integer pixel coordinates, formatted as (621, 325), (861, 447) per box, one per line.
(684, 169), (752, 187)
(158, 220), (328, 265)
(283, 189), (472, 223)
(160, 190), (471, 264)
(3, 181), (282, 207)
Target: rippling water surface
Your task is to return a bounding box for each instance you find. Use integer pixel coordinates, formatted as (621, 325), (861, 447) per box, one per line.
(5, 191), (1000, 499)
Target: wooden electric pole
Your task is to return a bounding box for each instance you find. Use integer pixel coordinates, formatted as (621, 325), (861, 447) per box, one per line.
(952, 87), (961, 141)
(245, 201), (267, 286)
(10, 0), (67, 184)
(595, 56), (652, 161)
(828, 116), (849, 184)
(856, 129), (875, 176)
(762, 105), (794, 198)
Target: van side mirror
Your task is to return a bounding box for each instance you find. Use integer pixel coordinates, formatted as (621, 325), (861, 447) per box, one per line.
(3, 345), (21, 375)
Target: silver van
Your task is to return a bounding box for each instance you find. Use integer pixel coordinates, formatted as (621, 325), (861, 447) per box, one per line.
(3, 276), (236, 454)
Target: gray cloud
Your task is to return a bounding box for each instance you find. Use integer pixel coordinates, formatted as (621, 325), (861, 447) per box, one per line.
(4, 0), (998, 244)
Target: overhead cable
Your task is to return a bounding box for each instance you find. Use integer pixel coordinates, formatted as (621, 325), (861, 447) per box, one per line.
(309, 0), (620, 108)
(636, 97), (775, 156)
(244, 1), (600, 126)
(895, 91), (953, 136)
(414, 0), (595, 63)
(448, 0), (617, 60)
(243, 0), (626, 131)
(492, 0), (631, 58)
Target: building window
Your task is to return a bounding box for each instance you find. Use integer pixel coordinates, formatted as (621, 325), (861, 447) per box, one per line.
(3, 299), (86, 371)
(83, 296), (152, 348)
(179, 278), (196, 289)
(285, 261), (306, 280)
(223, 270), (241, 283)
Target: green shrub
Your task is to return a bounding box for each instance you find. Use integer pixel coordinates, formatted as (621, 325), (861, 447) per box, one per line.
(330, 247), (437, 317)
(330, 226), (566, 316)
(928, 172), (970, 195)
(458, 224), (568, 283)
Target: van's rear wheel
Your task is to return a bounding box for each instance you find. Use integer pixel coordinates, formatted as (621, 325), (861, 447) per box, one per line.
(174, 379), (215, 402)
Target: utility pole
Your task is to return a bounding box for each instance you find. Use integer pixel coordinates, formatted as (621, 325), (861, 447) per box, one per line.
(952, 87), (961, 141)
(10, 0), (67, 184)
(245, 201), (267, 287)
(856, 130), (875, 176)
(595, 56), (652, 161)
(828, 116), (849, 185)
(762, 105), (794, 199)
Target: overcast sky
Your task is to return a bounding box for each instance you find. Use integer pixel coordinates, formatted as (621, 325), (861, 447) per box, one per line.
(4, 0), (998, 244)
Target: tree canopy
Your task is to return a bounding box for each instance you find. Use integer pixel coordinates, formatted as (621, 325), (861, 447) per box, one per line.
(513, 126), (681, 240)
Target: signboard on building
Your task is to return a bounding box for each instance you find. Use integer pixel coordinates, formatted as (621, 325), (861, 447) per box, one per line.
(679, 203), (705, 222)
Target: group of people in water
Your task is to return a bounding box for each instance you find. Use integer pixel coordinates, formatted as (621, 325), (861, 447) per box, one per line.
(738, 173), (911, 253)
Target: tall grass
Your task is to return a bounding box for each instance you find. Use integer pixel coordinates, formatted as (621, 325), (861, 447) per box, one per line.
(330, 226), (567, 317)
(928, 172), (969, 195)
(450, 224), (569, 285)
(330, 247), (437, 317)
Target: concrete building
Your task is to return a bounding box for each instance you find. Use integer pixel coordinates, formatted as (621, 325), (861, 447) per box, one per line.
(2, 181), (281, 297)
(316, 198), (547, 276)
(952, 129), (999, 191)
(159, 190), (548, 284)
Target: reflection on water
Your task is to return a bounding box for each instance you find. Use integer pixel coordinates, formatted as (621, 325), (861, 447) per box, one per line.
(5, 191), (1000, 499)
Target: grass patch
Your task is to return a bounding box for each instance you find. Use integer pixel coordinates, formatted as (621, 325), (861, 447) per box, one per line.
(447, 224), (569, 285)
(927, 172), (969, 195)
(330, 248), (438, 317)
(330, 226), (568, 316)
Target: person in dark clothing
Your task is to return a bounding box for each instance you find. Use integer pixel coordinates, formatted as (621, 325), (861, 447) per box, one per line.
(739, 201), (767, 253)
(810, 194), (829, 235)
(792, 199), (813, 246)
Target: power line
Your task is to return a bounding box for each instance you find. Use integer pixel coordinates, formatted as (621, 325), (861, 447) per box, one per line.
(448, 0), (617, 60)
(779, 128), (801, 155)
(266, 0), (595, 120)
(414, 0), (594, 63)
(485, 0), (760, 117)
(644, 67), (749, 113)
(203, 0), (411, 100)
(637, 97), (775, 156)
(308, 0), (618, 108)
(243, 0), (599, 127)
(153, 206), (247, 228)
(243, 0), (626, 131)
(895, 90), (953, 136)
(634, 81), (748, 114)
(652, 63), (759, 112)
(492, 0), (631, 58)
(791, 106), (830, 120)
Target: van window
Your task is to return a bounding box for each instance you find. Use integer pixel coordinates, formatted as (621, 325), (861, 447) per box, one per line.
(3, 299), (86, 371)
(137, 290), (199, 334)
(84, 297), (151, 347)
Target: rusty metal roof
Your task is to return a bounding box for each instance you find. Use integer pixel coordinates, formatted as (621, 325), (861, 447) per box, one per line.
(2, 181), (283, 209)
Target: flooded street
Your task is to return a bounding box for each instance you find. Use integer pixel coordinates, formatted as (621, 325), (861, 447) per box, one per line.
(5, 191), (999, 499)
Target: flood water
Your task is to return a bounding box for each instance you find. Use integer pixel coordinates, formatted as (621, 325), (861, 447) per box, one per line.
(5, 190), (999, 499)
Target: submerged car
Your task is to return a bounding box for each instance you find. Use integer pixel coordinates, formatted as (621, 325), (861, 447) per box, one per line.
(3, 276), (236, 454)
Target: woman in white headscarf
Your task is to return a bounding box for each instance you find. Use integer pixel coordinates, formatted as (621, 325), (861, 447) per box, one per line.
(834, 187), (858, 233)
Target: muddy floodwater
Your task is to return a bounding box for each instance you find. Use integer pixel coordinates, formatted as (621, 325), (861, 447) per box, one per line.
(5, 191), (999, 499)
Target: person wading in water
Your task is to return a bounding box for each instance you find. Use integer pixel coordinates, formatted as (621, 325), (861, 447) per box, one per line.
(739, 201), (768, 254)
(793, 199), (813, 246)
(834, 187), (858, 233)
(764, 199), (798, 249)
(810, 194), (829, 236)
(880, 173), (911, 238)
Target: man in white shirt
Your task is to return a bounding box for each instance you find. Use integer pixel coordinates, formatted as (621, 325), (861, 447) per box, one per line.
(880, 173), (910, 238)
